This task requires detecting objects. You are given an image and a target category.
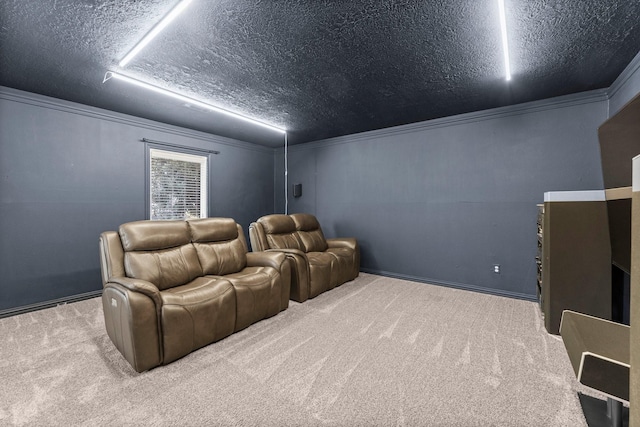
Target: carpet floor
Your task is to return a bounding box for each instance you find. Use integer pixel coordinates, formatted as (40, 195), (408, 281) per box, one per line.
(0, 273), (600, 426)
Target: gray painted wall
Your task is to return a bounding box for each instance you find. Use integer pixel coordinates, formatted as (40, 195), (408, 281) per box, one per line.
(277, 93), (609, 299)
(0, 87), (275, 312)
(2, 50), (639, 312)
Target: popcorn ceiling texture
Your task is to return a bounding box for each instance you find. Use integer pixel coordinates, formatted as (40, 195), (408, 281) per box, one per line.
(0, 0), (639, 145)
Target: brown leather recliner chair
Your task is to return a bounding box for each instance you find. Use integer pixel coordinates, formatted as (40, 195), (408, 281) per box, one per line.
(249, 213), (359, 303)
(99, 217), (290, 372)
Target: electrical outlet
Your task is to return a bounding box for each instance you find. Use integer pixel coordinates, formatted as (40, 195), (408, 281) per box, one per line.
(493, 264), (500, 274)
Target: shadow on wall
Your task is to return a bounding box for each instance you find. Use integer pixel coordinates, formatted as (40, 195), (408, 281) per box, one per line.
(333, 222), (378, 272)
(357, 240), (378, 272)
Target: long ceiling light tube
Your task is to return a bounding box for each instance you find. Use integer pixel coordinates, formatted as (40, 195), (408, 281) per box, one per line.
(103, 71), (287, 133)
(284, 132), (288, 214)
(498, 0), (511, 81)
(118, 0), (193, 68)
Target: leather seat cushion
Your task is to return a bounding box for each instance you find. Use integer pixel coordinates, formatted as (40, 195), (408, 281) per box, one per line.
(220, 267), (281, 331)
(161, 276), (233, 305)
(326, 247), (353, 285)
(306, 252), (333, 296)
(160, 277), (236, 363)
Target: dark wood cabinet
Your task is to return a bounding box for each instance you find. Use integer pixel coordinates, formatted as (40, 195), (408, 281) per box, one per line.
(539, 192), (612, 334)
(536, 204), (544, 308)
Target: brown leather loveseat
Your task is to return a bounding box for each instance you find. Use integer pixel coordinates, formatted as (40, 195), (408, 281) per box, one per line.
(249, 213), (359, 302)
(99, 217), (290, 372)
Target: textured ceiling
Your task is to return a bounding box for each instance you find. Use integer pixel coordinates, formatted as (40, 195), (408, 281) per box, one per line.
(1, 0), (639, 147)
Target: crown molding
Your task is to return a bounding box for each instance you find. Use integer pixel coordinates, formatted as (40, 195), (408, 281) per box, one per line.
(289, 89), (609, 152)
(607, 49), (640, 101)
(0, 86), (274, 154)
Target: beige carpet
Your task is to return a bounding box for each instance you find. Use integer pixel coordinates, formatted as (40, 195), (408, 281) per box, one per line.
(0, 273), (598, 426)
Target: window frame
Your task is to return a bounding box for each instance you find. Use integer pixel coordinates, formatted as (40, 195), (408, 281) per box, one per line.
(146, 145), (210, 220)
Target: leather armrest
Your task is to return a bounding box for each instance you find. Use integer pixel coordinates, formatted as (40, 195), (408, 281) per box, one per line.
(248, 222), (268, 252)
(247, 251), (292, 311)
(326, 237), (358, 251)
(264, 249), (310, 302)
(107, 277), (162, 308)
(102, 279), (163, 372)
(246, 251), (287, 270)
(266, 248), (307, 257)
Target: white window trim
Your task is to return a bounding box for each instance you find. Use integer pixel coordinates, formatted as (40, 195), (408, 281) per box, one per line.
(149, 148), (208, 220)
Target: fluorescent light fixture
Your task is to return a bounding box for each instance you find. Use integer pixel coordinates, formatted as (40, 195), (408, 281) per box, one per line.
(498, 0), (511, 81)
(118, 0), (193, 68)
(103, 71), (287, 133)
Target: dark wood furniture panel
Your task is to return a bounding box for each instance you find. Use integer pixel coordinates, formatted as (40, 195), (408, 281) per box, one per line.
(599, 95), (640, 189)
(630, 167), (640, 426)
(536, 204), (544, 308)
(541, 199), (611, 334)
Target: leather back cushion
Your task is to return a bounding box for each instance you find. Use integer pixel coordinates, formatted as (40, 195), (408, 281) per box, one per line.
(124, 245), (202, 291)
(120, 220), (202, 290)
(258, 214), (304, 251)
(100, 231), (126, 285)
(120, 220), (190, 251)
(291, 213), (328, 252)
(188, 218), (247, 275)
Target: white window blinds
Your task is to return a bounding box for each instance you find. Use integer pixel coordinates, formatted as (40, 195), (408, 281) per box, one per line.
(149, 148), (208, 220)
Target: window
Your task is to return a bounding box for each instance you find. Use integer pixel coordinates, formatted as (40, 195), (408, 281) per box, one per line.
(149, 148), (208, 220)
